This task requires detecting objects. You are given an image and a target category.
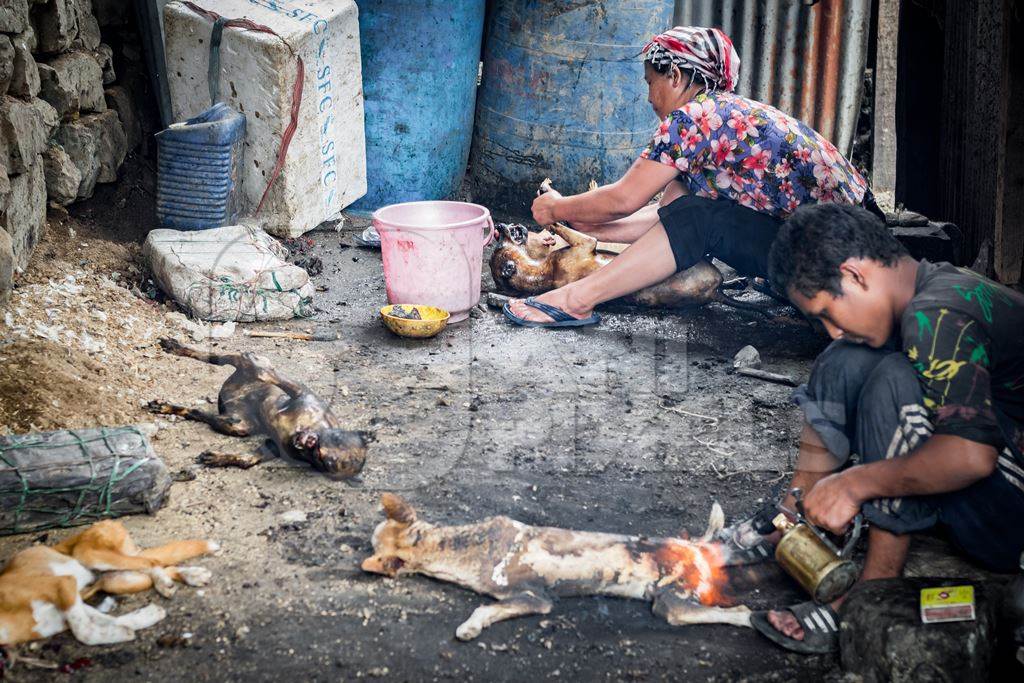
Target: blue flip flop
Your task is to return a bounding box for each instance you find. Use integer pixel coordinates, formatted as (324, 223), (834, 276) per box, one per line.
(503, 297), (601, 328)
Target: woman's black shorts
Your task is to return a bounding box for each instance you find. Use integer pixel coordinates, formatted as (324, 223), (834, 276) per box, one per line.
(657, 194), (783, 278)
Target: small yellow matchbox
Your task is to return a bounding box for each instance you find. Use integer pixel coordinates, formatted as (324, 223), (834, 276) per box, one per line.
(920, 585), (976, 624)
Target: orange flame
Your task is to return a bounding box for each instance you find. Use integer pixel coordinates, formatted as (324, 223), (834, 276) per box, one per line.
(653, 541), (731, 606)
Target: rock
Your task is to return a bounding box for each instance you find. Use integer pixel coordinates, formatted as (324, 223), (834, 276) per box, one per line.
(0, 96), (59, 174)
(70, 0), (99, 51)
(0, 227), (13, 304)
(0, 157), (46, 270)
(840, 577), (1000, 683)
(0, 0), (29, 33)
(104, 86), (139, 151)
(0, 165), (9, 213)
(32, 0), (75, 54)
(733, 345), (761, 370)
(41, 142), (80, 205)
(0, 36), (14, 95)
(53, 110), (125, 197)
(52, 115), (97, 198)
(38, 51), (105, 116)
(8, 30), (40, 99)
(94, 42), (114, 84)
(92, 0), (126, 26)
(279, 510), (308, 524)
(90, 109), (126, 183)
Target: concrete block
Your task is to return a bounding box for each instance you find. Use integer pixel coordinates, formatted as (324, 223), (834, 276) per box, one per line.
(8, 30), (40, 99)
(0, 0), (29, 33)
(37, 51), (105, 116)
(840, 577), (999, 683)
(0, 96), (58, 174)
(0, 36), (14, 95)
(41, 141), (79, 205)
(0, 226), (13, 304)
(104, 86), (139, 151)
(32, 0), (75, 54)
(94, 42), (114, 84)
(0, 157), (46, 270)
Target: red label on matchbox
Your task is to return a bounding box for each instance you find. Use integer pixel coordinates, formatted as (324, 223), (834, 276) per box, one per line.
(920, 586), (976, 624)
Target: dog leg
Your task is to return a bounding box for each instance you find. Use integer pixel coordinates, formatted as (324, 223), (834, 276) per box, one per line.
(652, 590), (752, 628)
(145, 401), (253, 436)
(106, 603), (166, 631)
(455, 591), (553, 641)
(139, 540), (220, 566)
(63, 601), (135, 645)
(546, 222), (598, 251)
(83, 565), (213, 600)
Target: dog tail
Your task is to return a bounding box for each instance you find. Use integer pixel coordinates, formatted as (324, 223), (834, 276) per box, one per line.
(701, 502), (725, 542)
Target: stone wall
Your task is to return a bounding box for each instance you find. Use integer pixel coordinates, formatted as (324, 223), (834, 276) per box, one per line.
(0, 0), (137, 302)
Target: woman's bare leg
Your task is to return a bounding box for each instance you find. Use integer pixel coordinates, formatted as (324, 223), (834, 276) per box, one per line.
(508, 181), (689, 322)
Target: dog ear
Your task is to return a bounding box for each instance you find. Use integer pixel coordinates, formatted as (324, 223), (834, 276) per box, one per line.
(381, 493), (416, 525)
(700, 502), (725, 541)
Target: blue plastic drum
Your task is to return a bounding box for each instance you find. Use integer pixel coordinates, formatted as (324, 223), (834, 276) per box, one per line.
(350, 0), (487, 214)
(470, 0), (673, 219)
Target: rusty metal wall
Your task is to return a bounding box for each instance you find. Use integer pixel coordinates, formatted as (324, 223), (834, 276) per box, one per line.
(673, 0), (871, 155)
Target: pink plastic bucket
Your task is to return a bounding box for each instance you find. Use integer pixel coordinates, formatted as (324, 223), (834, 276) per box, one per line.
(373, 201), (496, 323)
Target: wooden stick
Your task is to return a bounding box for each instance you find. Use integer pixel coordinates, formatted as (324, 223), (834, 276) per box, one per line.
(736, 367), (798, 387)
(197, 451), (264, 469)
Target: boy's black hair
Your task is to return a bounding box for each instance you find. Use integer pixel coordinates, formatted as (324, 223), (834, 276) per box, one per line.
(768, 203), (908, 298)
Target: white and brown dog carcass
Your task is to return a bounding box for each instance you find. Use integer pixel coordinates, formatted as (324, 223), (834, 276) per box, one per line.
(362, 494), (751, 641)
(0, 521), (217, 646)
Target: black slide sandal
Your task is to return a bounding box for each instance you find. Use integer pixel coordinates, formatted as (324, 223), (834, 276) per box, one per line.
(751, 601), (840, 654)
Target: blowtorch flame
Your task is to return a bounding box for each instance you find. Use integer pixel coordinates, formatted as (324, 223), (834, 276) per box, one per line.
(654, 541), (731, 606)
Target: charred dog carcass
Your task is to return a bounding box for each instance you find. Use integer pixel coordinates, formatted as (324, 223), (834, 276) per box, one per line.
(148, 339), (367, 478)
(363, 494), (751, 640)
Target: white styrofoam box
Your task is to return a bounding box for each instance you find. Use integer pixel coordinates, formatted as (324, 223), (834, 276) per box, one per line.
(163, 0), (366, 237)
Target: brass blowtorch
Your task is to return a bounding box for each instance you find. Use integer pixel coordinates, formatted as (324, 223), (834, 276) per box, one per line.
(772, 488), (863, 604)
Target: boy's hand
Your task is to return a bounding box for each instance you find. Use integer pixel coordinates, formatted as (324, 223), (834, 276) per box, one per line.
(803, 470), (863, 534)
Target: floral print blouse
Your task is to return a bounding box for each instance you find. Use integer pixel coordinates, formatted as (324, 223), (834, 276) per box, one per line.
(641, 91), (869, 218)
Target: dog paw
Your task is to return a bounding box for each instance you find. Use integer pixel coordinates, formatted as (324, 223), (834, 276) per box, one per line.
(206, 540), (222, 556)
(177, 566), (212, 587)
(117, 604), (167, 631)
(96, 596), (117, 614)
(455, 622), (481, 641)
(153, 577), (178, 599)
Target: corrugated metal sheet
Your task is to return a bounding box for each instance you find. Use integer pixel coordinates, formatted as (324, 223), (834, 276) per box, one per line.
(673, 0), (870, 155)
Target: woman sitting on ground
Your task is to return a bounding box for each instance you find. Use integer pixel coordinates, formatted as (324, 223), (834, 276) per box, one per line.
(505, 26), (879, 328)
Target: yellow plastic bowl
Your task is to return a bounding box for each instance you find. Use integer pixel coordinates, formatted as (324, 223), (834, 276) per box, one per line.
(380, 304), (450, 339)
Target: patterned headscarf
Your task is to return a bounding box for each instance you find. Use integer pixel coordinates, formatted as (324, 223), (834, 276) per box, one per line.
(641, 26), (741, 93)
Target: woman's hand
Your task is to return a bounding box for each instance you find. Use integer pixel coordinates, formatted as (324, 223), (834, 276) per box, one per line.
(802, 469), (864, 534)
(532, 188), (562, 226)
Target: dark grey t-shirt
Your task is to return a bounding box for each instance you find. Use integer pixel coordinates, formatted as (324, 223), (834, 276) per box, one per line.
(899, 260), (1024, 451)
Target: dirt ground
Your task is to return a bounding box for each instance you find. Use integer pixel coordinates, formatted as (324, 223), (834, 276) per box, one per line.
(0, 165), (996, 681)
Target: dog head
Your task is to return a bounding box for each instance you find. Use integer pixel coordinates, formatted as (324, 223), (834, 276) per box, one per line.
(361, 493), (425, 577)
(293, 428), (367, 478)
